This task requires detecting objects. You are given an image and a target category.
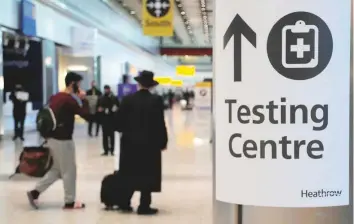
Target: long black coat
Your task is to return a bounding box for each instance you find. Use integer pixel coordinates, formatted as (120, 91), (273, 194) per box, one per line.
(97, 93), (119, 128)
(116, 89), (168, 192)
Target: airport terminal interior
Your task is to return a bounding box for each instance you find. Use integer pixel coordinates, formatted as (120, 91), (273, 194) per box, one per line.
(0, 0), (351, 224)
(0, 0), (214, 223)
(0, 110), (212, 223)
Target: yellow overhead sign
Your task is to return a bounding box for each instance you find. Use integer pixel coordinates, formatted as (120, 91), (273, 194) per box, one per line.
(170, 79), (183, 87)
(195, 82), (212, 87)
(154, 76), (172, 85)
(142, 0), (174, 36)
(176, 65), (196, 76)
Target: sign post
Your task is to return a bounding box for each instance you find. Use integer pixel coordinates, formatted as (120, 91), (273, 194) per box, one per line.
(0, 34), (3, 139)
(213, 0), (353, 222)
(194, 82), (212, 137)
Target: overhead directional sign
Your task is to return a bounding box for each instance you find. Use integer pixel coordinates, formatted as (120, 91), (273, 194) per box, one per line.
(215, 0), (351, 207)
(176, 65), (196, 77)
(154, 76), (172, 85)
(142, 0), (174, 36)
(170, 79), (183, 87)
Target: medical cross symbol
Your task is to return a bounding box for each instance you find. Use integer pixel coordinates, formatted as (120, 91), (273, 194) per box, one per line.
(290, 38), (310, 58)
(147, 0), (170, 18)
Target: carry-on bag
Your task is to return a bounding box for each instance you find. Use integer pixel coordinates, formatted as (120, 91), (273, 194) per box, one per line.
(9, 144), (53, 178)
(101, 170), (123, 209)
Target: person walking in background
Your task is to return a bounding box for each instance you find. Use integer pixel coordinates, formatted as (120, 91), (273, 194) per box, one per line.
(27, 72), (89, 210)
(161, 89), (169, 110)
(97, 85), (119, 156)
(167, 89), (175, 109)
(86, 81), (102, 137)
(182, 88), (191, 108)
(189, 89), (195, 108)
(115, 70), (168, 215)
(10, 84), (29, 141)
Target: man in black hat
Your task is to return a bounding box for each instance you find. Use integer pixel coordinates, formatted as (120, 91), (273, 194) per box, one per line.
(115, 70), (168, 215)
(97, 85), (119, 156)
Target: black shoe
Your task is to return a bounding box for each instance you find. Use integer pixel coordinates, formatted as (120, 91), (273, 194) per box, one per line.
(12, 136), (17, 141)
(101, 152), (108, 156)
(27, 190), (39, 209)
(119, 206), (134, 213)
(110, 152), (114, 156)
(137, 207), (159, 215)
(20, 137), (25, 141)
(63, 201), (86, 209)
(88, 134), (92, 137)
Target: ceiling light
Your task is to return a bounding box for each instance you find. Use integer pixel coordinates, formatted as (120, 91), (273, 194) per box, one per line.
(199, 0), (210, 44)
(130, 11), (136, 14)
(67, 65), (88, 71)
(174, 0), (195, 44)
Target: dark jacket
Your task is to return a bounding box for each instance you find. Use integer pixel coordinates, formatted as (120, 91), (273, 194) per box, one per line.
(86, 87), (102, 97)
(9, 89), (28, 118)
(97, 93), (119, 123)
(116, 89), (168, 192)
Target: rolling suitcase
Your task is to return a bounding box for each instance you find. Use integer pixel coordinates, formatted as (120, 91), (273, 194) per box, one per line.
(100, 170), (122, 210)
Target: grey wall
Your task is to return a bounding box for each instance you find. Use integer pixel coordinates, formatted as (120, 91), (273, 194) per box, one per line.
(57, 50), (94, 91)
(42, 39), (57, 103)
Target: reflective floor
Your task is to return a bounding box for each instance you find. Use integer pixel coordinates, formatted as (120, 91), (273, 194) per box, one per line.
(0, 108), (212, 224)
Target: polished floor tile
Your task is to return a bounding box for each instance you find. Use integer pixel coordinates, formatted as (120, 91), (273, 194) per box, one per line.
(0, 109), (212, 224)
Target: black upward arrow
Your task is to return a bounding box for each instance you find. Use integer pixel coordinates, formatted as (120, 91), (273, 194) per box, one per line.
(224, 14), (257, 82)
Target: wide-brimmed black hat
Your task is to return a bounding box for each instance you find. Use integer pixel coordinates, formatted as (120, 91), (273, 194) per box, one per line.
(134, 70), (159, 88)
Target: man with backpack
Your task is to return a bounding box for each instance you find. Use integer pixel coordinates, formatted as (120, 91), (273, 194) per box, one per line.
(27, 72), (89, 210)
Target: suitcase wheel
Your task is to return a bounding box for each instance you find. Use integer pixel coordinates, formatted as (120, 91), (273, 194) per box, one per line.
(104, 205), (114, 211)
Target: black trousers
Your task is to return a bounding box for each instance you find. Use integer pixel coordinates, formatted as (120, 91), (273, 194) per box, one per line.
(121, 191), (152, 208)
(88, 114), (100, 136)
(14, 116), (25, 138)
(102, 125), (114, 153)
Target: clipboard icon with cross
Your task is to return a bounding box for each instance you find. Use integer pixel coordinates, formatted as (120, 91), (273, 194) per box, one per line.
(281, 20), (319, 68)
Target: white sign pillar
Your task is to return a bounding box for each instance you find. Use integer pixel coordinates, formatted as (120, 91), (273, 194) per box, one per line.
(213, 0), (353, 222)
